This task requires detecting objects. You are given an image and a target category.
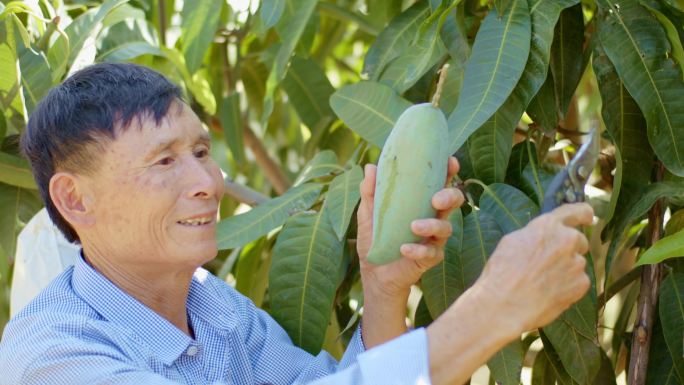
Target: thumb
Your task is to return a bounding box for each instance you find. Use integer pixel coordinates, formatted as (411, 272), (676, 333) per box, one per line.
(359, 164), (377, 204)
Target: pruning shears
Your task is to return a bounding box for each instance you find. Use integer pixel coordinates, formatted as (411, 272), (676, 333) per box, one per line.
(541, 127), (600, 214)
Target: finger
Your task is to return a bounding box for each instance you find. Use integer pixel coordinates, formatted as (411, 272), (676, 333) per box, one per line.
(572, 229), (590, 255)
(359, 164), (377, 201)
(432, 188), (464, 219)
(550, 203), (594, 227)
(411, 218), (453, 239)
(400, 243), (442, 261)
(570, 253), (588, 274)
(445, 156), (460, 187)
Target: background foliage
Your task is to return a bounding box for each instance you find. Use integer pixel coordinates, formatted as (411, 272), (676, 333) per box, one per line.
(1, 0), (684, 383)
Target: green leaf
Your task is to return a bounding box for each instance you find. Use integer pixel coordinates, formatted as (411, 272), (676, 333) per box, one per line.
(294, 150), (341, 186)
(269, 211), (344, 354)
(216, 183), (323, 250)
(459, 210), (503, 289)
(479, 183), (538, 233)
(447, 0), (531, 153)
(606, 181), (684, 275)
(98, 41), (163, 62)
(218, 93), (246, 166)
(0, 183), (42, 277)
(542, 262), (601, 385)
(522, 161), (555, 206)
(659, 272), (684, 381)
(378, 2), (451, 93)
(480, 0), (582, 165)
(639, 0), (684, 80)
(282, 56), (335, 132)
(0, 21), (26, 118)
(488, 340), (523, 385)
(180, 0), (223, 74)
(467, 110), (517, 184)
(549, 4), (585, 117)
(636, 229), (684, 266)
(532, 347), (558, 385)
(422, 209), (464, 318)
(260, 0), (285, 30)
(592, 40), (651, 230)
(440, 3), (470, 68)
(597, 0), (684, 176)
(592, 349), (617, 385)
(330, 81), (412, 148)
(234, 237), (271, 308)
(528, 72), (558, 133)
(665, 209), (684, 235)
(647, 306), (684, 385)
(0, 151), (36, 189)
(47, 0), (129, 81)
(413, 295), (434, 328)
(263, 0), (318, 123)
(362, 1), (430, 80)
(323, 165), (363, 241)
(188, 69), (216, 115)
(539, 333), (581, 385)
(505, 139), (537, 188)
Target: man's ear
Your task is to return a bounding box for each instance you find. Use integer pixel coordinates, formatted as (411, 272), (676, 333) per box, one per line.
(49, 172), (96, 228)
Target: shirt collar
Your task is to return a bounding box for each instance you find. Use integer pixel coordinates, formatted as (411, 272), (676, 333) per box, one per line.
(72, 251), (193, 365)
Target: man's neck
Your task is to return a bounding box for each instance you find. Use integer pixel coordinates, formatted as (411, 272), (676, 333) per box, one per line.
(80, 246), (195, 337)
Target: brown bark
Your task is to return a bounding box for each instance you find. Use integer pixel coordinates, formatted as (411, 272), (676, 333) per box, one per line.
(241, 124), (291, 195)
(628, 163), (665, 385)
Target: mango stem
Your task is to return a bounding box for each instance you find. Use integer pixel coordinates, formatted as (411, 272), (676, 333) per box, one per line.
(431, 63), (450, 108)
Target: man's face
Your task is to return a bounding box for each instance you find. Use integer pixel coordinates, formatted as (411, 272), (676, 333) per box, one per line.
(82, 101), (224, 270)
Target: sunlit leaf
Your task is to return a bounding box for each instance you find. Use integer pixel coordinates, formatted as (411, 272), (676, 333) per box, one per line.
(330, 81), (412, 148)
(447, 0), (531, 153)
(260, 0), (285, 30)
(323, 165), (363, 241)
(216, 183), (323, 250)
(0, 151), (35, 189)
(180, 0), (222, 74)
(362, 1), (430, 80)
(282, 56), (335, 133)
(294, 150), (341, 186)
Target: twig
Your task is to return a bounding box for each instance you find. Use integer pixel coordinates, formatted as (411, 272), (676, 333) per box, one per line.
(223, 178), (268, 206)
(242, 123), (292, 195)
(628, 162), (665, 385)
(157, 0), (167, 47)
(431, 63), (450, 108)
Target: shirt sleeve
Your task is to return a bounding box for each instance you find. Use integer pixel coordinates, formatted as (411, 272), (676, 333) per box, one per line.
(240, 297), (431, 385)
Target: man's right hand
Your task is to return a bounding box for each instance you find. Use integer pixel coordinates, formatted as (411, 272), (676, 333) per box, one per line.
(425, 202), (594, 385)
(476, 202), (594, 335)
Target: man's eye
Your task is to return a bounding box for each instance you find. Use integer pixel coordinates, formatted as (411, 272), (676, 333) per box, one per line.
(157, 157), (174, 166)
(195, 149), (209, 158)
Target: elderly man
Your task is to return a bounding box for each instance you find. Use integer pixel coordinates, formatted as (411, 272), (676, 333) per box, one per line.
(0, 63), (592, 385)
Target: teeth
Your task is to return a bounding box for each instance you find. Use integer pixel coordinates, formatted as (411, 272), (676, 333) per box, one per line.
(178, 217), (212, 226)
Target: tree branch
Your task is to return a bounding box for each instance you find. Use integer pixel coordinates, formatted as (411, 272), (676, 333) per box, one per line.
(242, 123), (292, 194)
(223, 177), (268, 206)
(628, 162), (665, 385)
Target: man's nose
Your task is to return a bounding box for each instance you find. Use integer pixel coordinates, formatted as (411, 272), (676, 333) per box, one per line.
(183, 156), (220, 199)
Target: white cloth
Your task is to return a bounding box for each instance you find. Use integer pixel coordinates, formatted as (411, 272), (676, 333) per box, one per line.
(10, 208), (79, 316)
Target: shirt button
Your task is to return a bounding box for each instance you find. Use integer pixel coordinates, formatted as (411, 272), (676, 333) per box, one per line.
(186, 345), (198, 356)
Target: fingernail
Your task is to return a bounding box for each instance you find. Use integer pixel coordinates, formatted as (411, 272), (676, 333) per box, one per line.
(364, 164), (372, 174)
(413, 221), (426, 231)
(401, 244), (414, 254)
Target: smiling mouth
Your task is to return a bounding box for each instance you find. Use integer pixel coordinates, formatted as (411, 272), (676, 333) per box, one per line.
(177, 217), (214, 226)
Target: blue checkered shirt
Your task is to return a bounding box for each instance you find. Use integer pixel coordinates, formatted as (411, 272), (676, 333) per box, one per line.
(0, 255), (430, 384)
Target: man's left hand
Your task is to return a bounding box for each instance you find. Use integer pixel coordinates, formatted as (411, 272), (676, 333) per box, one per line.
(356, 156), (463, 300)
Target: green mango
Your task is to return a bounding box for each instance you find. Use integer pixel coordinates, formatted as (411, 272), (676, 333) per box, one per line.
(367, 103), (450, 264)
